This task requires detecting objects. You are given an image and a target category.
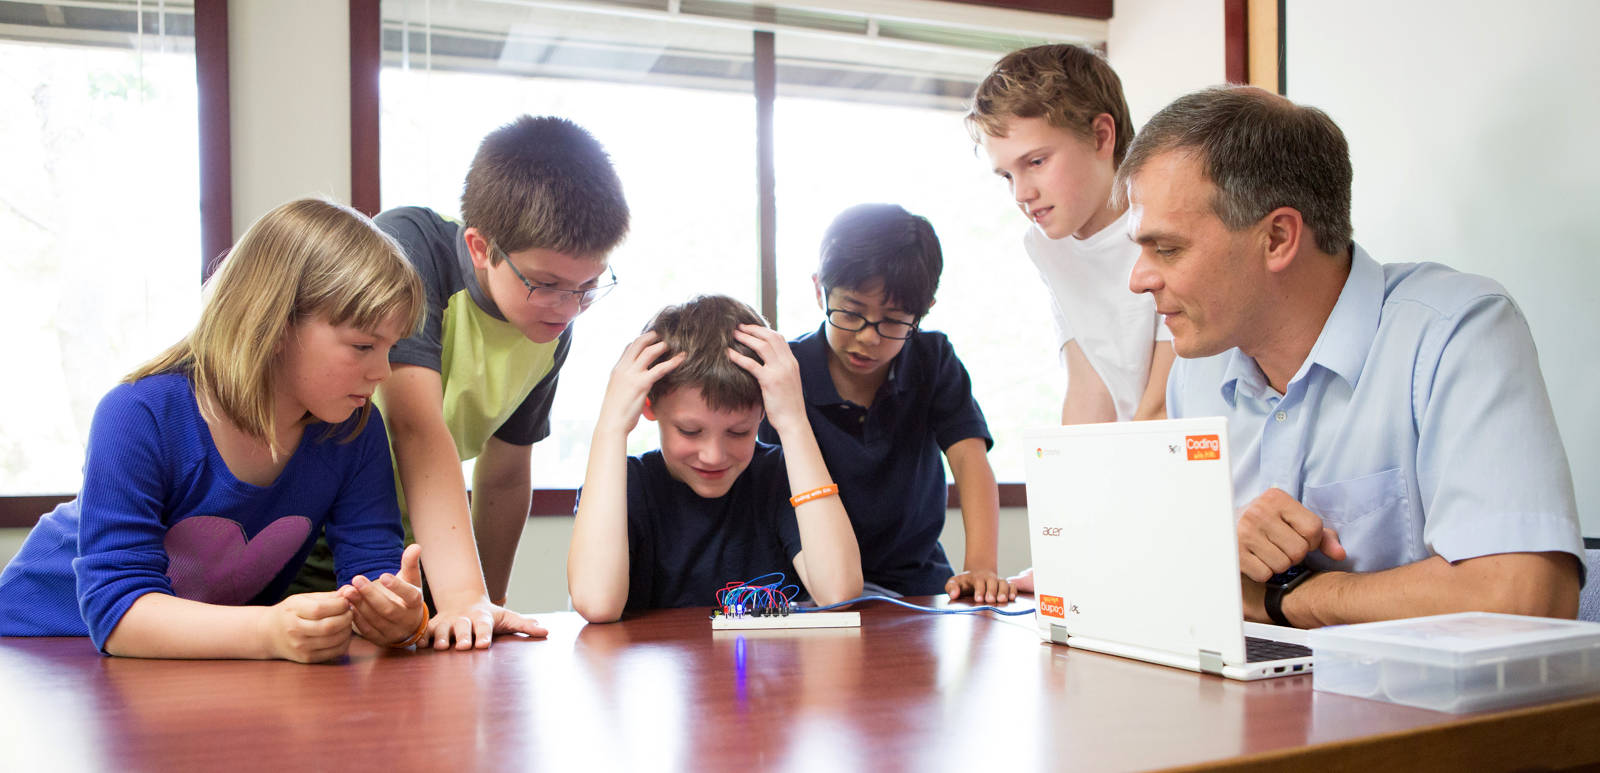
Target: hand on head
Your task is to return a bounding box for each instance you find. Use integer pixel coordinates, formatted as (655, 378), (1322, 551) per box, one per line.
(597, 331), (686, 435)
(727, 324), (806, 433)
(1235, 487), (1347, 582)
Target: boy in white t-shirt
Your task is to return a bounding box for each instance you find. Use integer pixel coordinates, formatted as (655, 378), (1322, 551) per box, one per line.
(965, 45), (1174, 590)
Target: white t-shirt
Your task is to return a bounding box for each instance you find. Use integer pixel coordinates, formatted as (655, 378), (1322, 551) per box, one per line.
(1023, 209), (1171, 421)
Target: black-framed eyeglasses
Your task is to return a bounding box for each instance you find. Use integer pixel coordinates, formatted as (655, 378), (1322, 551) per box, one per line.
(492, 241), (618, 308)
(825, 308), (917, 340)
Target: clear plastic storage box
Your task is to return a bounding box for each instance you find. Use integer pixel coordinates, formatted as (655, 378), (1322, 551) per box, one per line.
(1309, 612), (1600, 713)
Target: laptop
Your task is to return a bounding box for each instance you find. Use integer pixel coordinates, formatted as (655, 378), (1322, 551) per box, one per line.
(1023, 417), (1313, 680)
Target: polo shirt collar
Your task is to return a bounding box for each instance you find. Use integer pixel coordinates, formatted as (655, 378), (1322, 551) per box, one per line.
(455, 225), (507, 322)
(796, 323), (914, 405)
(1219, 243), (1382, 405)
(796, 326), (845, 407)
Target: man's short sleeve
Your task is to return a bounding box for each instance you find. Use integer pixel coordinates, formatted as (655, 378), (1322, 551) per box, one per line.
(1414, 294), (1583, 568)
(493, 326), (573, 445)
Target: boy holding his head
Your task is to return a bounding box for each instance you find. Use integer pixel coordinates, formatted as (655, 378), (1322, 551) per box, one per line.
(567, 295), (862, 621)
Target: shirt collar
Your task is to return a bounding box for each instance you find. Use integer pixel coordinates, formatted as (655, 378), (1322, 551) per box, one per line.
(1303, 243), (1382, 390)
(795, 323), (914, 405)
(1218, 243), (1382, 405)
(454, 225), (507, 322)
(796, 326), (845, 407)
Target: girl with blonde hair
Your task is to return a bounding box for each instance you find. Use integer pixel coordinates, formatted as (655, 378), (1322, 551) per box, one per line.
(0, 198), (433, 662)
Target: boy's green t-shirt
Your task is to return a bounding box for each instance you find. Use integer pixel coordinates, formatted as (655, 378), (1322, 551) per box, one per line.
(288, 206), (570, 593)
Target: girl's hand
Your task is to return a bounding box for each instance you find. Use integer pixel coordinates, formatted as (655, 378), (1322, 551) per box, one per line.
(262, 591), (354, 663)
(424, 599), (551, 650)
(728, 324), (806, 434)
(338, 543), (427, 647)
(596, 331), (685, 436)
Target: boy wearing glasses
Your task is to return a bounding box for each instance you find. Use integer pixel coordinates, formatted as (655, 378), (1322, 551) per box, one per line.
(291, 116), (629, 648)
(758, 204), (1013, 604)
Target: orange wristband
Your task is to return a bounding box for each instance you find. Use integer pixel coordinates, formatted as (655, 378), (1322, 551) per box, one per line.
(390, 608), (430, 649)
(789, 484), (839, 508)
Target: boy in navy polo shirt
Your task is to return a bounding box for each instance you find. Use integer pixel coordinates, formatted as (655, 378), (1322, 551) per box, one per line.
(759, 204), (1015, 603)
(567, 295), (863, 621)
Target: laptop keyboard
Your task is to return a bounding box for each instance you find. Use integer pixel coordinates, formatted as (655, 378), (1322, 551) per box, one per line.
(1244, 636), (1312, 662)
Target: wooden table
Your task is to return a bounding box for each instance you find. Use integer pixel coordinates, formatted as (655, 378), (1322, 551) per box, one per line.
(2, 599), (1598, 772)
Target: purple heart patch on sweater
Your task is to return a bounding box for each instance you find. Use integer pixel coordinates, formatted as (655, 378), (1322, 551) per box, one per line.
(163, 515), (313, 605)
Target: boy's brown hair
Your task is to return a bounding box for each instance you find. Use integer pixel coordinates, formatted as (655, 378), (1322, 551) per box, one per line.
(645, 295), (767, 412)
(460, 115), (630, 262)
(965, 44), (1135, 167)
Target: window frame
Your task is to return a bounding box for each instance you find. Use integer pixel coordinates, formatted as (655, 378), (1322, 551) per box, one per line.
(0, 0), (1154, 526)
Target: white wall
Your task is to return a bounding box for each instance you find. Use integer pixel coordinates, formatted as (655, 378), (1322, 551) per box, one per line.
(1286, 0), (1600, 535)
(228, 0), (352, 236)
(1107, 0), (1227, 129)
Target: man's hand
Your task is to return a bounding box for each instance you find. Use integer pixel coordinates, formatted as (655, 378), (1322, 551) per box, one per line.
(262, 591), (354, 663)
(1237, 487), (1347, 582)
(946, 570), (1017, 604)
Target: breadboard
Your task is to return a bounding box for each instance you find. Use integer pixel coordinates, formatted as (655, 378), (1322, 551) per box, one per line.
(710, 611), (860, 630)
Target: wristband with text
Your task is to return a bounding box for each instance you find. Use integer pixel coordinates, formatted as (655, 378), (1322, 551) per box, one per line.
(789, 484), (839, 508)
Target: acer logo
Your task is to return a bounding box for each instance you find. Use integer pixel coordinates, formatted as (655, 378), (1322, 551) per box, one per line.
(1185, 434), (1221, 461)
(1040, 595), (1065, 618)
(1040, 526), (1063, 537)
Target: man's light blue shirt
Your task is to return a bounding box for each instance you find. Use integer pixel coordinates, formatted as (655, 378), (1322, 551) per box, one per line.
(1168, 245), (1582, 576)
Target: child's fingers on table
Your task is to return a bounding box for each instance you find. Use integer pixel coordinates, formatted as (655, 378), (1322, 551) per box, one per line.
(433, 615), (479, 651)
(495, 609), (550, 639)
(472, 616), (494, 650)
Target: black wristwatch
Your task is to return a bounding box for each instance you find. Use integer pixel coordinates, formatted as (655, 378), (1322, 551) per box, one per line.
(1263, 565), (1316, 627)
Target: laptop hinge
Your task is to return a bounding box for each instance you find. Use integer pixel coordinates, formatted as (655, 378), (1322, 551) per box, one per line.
(1198, 649), (1225, 675)
(1049, 624), (1070, 645)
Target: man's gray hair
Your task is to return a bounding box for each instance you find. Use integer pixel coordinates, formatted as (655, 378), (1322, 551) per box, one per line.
(1114, 85), (1353, 256)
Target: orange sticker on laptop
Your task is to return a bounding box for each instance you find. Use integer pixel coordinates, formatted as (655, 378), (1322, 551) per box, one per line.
(1039, 595), (1066, 618)
(1185, 435), (1221, 461)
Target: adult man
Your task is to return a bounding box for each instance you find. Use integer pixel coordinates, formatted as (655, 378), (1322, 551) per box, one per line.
(1119, 86), (1582, 627)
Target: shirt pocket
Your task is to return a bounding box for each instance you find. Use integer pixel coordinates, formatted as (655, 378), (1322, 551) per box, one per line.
(1301, 467), (1410, 572)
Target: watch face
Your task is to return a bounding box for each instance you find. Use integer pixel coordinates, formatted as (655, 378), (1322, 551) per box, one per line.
(1267, 565), (1310, 587)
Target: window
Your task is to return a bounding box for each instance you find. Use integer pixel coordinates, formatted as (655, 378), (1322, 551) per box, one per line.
(378, 0), (1101, 486)
(0, 1), (200, 495)
(769, 33), (1065, 482)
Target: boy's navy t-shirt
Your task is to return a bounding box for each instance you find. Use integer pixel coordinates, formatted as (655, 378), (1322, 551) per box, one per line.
(759, 326), (992, 596)
(606, 443), (803, 611)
